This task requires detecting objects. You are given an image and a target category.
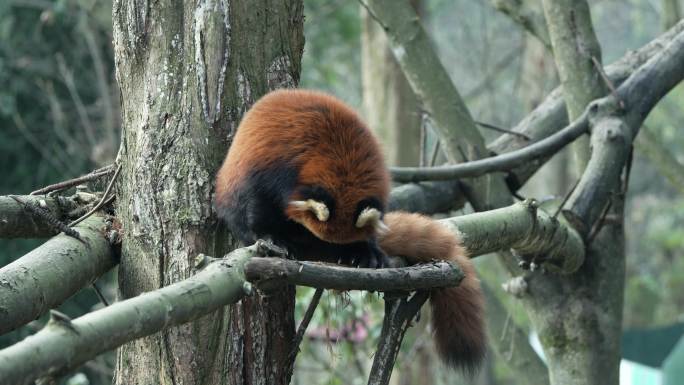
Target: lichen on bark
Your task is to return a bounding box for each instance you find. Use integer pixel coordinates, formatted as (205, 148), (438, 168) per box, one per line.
(112, 1), (304, 384)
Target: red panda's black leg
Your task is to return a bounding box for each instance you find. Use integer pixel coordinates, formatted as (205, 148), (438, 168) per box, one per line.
(365, 238), (390, 268)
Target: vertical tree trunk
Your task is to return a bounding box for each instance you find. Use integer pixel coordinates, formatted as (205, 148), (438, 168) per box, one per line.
(534, 2), (624, 385)
(542, 0), (605, 173)
(360, 2), (422, 166)
(111, 1), (303, 384)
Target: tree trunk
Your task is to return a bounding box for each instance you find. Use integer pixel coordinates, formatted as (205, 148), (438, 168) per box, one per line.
(360, 1), (422, 167)
(534, 2), (624, 385)
(111, 1), (304, 384)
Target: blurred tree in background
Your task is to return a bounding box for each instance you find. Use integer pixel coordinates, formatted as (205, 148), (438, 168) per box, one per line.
(1, 0), (683, 384)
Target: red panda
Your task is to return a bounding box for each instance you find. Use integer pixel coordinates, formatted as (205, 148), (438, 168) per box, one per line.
(214, 89), (485, 371)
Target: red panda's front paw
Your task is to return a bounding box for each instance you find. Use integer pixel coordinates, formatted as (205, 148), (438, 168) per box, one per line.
(351, 241), (388, 268)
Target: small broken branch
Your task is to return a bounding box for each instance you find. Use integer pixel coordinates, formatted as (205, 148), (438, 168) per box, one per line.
(286, 288), (324, 378)
(30, 164), (115, 196)
(69, 164), (121, 227)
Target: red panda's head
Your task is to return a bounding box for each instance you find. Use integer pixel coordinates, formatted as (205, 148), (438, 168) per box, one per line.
(284, 154), (390, 244)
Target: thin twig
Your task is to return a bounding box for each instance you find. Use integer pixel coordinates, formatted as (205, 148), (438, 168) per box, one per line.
(56, 53), (98, 148)
(586, 199), (612, 244)
(69, 164), (121, 227)
(31, 164), (115, 195)
(429, 140), (441, 167)
(591, 56), (625, 109)
(553, 178), (581, 219)
(91, 282), (109, 307)
(475, 120), (531, 141)
(287, 288), (324, 377)
(390, 111), (590, 182)
(622, 145), (634, 195)
(419, 113), (427, 167)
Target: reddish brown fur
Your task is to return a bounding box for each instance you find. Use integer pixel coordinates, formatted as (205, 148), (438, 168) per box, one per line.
(215, 89), (484, 370)
(215, 89), (390, 243)
(380, 212), (486, 371)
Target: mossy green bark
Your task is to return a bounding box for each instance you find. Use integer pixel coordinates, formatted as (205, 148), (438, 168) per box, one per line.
(0, 215), (115, 335)
(112, 1), (304, 384)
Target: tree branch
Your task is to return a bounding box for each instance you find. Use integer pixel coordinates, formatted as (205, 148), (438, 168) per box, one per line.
(0, 215), (116, 335)
(359, 0), (511, 211)
(492, 19), (684, 188)
(244, 258), (464, 291)
(367, 291), (430, 385)
(0, 246), (254, 385)
(388, 180), (464, 214)
(440, 199), (584, 273)
(389, 20), (684, 185)
(390, 113), (588, 182)
(0, 195), (80, 239)
(490, 0), (551, 49)
(30, 165), (115, 196)
(566, 28), (684, 231)
(0, 245), (465, 385)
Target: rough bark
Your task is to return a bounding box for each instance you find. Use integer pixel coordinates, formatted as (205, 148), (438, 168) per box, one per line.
(441, 199), (583, 272)
(0, 246), (254, 385)
(0, 195), (80, 239)
(0, 246), (466, 385)
(0, 215), (115, 335)
(361, 1), (422, 166)
(111, 1), (304, 384)
(536, 2), (621, 384)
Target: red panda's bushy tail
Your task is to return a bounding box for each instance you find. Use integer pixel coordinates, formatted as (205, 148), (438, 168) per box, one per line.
(378, 212), (486, 373)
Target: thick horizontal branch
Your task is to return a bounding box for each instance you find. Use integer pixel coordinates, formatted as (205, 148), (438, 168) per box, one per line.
(441, 199), (584, 273)
(245, 258), (464, 291)
(388, 180), (464, 214)
(0, 195), (80, 239)
(0, 215), (116, 335)
(390, 113), (588, 182)
(0, 246), (255, 385)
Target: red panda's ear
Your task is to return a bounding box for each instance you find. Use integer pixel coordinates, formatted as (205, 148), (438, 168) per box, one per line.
(289, 199), (330, 222)
(356, 207), (388, 234)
